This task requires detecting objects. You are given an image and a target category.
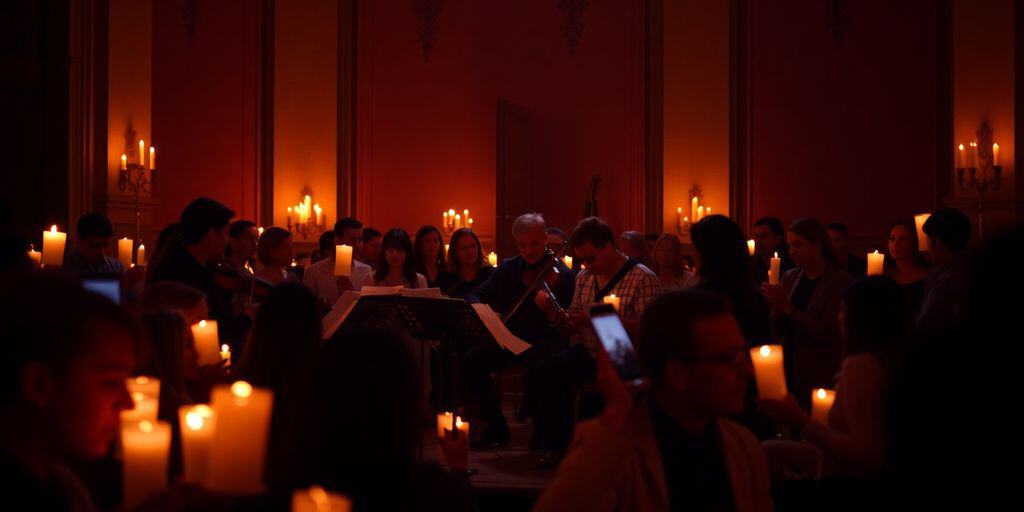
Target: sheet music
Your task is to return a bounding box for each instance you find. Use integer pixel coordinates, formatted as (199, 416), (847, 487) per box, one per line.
(471, 303), (532, 355)
(400, 287), (442, 299)
(359, 285), (405, 296)
(322, 290), (363, 338)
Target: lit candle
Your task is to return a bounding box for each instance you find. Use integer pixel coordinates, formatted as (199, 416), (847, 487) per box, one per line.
(706, 207), (711, 216)
(957, 144), (964, 168)
(488, 252), (498, 267)
(697, 205), (705, 221)
(118, 237), (134, 267)
(257, 226), (264, 236)
(691, 197), (698, 223)
(866, 250), (884, 276)
(445, 244), (450, 254)
(563, 255), (573, 268)
(810, 388), (836, 425)
(768, 252), (781, 285)
(438, 416), (470, 467)
(122, 420), (171, 508)
(28, 245), (41, 266)
(127, 376), (161, 401)
(41, 225), (67, 266)
(191, 320), (221, 366)
(292, 486), (352, 512)
(334, 244), (353, 276)
(993, 142), (1000, 166)
(287, 207), (292, 226)
(121, 391), (159, 424)
(448, 209), (456, 230)
(676, 207), (683, 228)
(436, 412), (455, 440)
(149, 146), (156, 170)
(137, 244), (146, 265)
(220, 344), (232, 367)
(750, 345), (787, 399)
(603, 294), (621, 311)
(139, 140), (146, 167)
(205, 381), (274, 495)
(968, 142), (977, 168)
(455, 214), (462, 229)
(747, 239), (756, 256)
(179, 404), (216, 484)
(468, 218), (473, 227)
(443, 211), (449, 228)
(314, 204), (322, 225)
(121, 154), (128, 170)
(914, 213), (931, 252)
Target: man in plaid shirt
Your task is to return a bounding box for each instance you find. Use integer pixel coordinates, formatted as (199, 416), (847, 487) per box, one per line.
(533, 217), (661, 468)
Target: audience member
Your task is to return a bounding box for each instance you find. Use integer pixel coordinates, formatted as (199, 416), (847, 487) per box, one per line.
(651, 234), (695, 291)
(303, 218), (373, 306)
(374, 228), (427, 288)
(918, 208), (971, 334)
(414, 225), (446, 288)
(886, 220), (929, 312)
(254, 227), (296, 286)
(827, 222), (867, 277)
(62, 212), (125, 277)
(752, 216), (795, 283)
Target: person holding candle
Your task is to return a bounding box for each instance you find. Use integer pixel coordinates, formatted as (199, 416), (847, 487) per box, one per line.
(302, 218), (373, 305)
(61, 212), (126, 277)
(534, 290), (771, 512)
(761, 217), (852, 410)
(758, 276), (910, 483)
(372, 228), (428, 288)
(0, 273), (138, 509)
(751, 216), (794, 283)
(413, 225), (446, 287)
(651, 234), (696, 291)
(619, 230), (655, 270)
(917, 208), (971, 336)
(532, 217), (660, 468)
(253, 227), (296, 286)
(358, 227), (382, 269)
(886, 219), (930, 312)
(435, 228), (494, 300)
(827, 222), (867, 277)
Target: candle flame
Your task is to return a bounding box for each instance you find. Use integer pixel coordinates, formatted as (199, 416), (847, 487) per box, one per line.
(448, 209), (456, 216)
(50, 225), (58, 233)
(993, 142), (1000, 150)
(134, 376), (150, 385)
(198, 319), (207, 328)
(677, 207), (682, 213)
(873, 250), (879, 255)
(816, 388), (827, 399)
(759, 345), (771, 358)
(958, 143), (964, 151)
(185, 411), (206, 431)
(138, 244), (144, 250)
(221, 344), (230, 353)
(231, 381), (253, 398)
(139, 420), (153, 433)
(456, 417), (465, 428)
(773, 252), (778, 258)
(131, 392), (145, 405)
(309, 486), (330, 510)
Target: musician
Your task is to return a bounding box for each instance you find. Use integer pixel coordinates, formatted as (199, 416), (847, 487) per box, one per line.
(532, 216), (661, 468)
(224, 220), (259, 271)
(463, 213), (575, 448)
(303, 218), (373, 306)
(150, 197), (256, 348)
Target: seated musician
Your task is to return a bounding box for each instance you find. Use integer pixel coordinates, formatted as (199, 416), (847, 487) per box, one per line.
(436, 227), (494, 300)
(532, 216), (661, 468)
(463, 213), (576, 448)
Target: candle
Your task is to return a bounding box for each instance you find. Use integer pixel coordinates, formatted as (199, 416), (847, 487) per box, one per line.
(436, 412), (455, 440)
(443, 211), (448, 228)
(676, 207), (683, 228)
(127, 376), (161, 401)
(292, 486), (352, 512)
(220, 344), (232, 367)
(205, 381), (274, 495)
(968, 142), (977, 168)
(137, 244), (146, 265)
(41, 225), (67, 266)
(149, 146), (156, 170)
(750, 345), (787, 399)
(139, 139), (146, 167)
(334, 244), (353, 276)
(439, 416), (470, 467)
(121, 154), (128, 170)
(957, 144), (964, 168)
(697, 205), (705, 221)
(603, 294), (621, 311)
(810, 388), (836, 425)
(768, 252), (781, 285)
(455, 214), (462, 229)
(445, 244), (450, 255)
(257, 226), (264, 236)
(122, 420), (171, 508)
(563, 255), (573, 268)
(706, 207), (711, 216)
(993, 142), (1000, 166)
(28, 245), (41, 266)
(468, 218), (473, 227)
(118, 237), (134, 267)
(121, 391), (159, 424)
(914, 213), (931, 252)
(866, 250), (884, 276)
(691, 197), (698, 223)
(314, 204), (322, 225)
(179, 404), (216, 484)
(747, 239), (756, 256)
(191, 320), (221, 366)
(488, 252), (498, 267)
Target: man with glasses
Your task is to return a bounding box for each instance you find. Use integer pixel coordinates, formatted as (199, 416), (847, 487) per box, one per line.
(532, 216), (660, 468)
(534, 290), (772, 511)
(302, 217), (372, 305)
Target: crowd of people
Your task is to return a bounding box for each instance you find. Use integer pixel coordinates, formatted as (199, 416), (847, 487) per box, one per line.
(0, 195), (1017, 511)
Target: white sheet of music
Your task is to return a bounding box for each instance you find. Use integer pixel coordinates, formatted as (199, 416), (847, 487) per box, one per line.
(321, 287), (444, 338)
(471, 303), (532, 355)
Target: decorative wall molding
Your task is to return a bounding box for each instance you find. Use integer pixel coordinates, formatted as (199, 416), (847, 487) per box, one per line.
(182, 0), (201, 45)
(557, 0), (588, 57)
(825, 0), (848, 48)
(410, 0), (443, 61)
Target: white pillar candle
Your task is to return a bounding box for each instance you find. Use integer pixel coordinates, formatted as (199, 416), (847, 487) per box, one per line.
(179, 404), (216, 484)
(121, 391), (159, 424)
(149, 146), (156, 170)
(136, 244), (146, 265)
(750, 345), (787, 400)
(956, 143), (964, 168)
(436, 412), (455, 440)
(127, 376), (160, 401)
(691, 197), (698, 223)
(314, 204), (323, 225)
(768, 252), (781, 285)
(118, 237), (134, 267)
(993, 142), (1001, 166)
(563, 255), (573, 268)
(205, 381), (274, 495)
(603, 294), (621, 311)
(42, 225), (66, 266)
(866, 250), (885, 276)
(220, 344), (232, 367)
(139, 139), (146, 167)
(121, 154), (128, 170)
(810, 388), (836, 425)
(676, 207), (683, 228)
(697, 205), (705, 221)
(445, 244), (450, 255)
(191, 320), (221, 366)
(438, 417), (470, 467)
(28, 246), (41, 266)
(291, 486), (352, 512)
(914, 213), (931, 252)
(122, 420), (171, 509)
(747, 239), (756, 256)
(334, 244), (353, 276)
(488, 252), (498, 267)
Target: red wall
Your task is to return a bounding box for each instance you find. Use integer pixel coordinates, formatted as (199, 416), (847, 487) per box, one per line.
(356, 0), (646, 242)
(749, 0), (938, 243)
(152, 0), (261, 227)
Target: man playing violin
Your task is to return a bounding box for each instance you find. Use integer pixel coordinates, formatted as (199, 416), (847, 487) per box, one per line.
(464, 213), (576, 448)
(532, 216), (661, 468)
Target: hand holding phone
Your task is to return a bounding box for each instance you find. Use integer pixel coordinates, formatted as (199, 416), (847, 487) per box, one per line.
(589, 303), (646, 386)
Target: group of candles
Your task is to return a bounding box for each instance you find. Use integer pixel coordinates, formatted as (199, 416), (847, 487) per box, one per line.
(287, 195), (324, 226)
(120, 140), (156, 171)
(676, 197), (712, 229)
(749, 345), (836, 425)
(442, 209), (474, 232)
(956, 141), (1000, 168)
(435, 412), (471, 467)
(32, 225), (146, 268)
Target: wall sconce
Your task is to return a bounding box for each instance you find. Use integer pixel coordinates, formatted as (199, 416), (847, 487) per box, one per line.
(117, 127), (157, 241)
(287, 187), (326, 240)
(441, 208), (473, 239)
(956, 121), (1002, 194)
(675, 185), (710, 236)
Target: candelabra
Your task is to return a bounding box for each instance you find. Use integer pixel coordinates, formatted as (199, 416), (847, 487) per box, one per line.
(956, 122), (1002, 239)
(117, 129), (157, 242)
(287, 187), (327, 240)
(441, 208), (474, 239)
(675, 186), (708, 236)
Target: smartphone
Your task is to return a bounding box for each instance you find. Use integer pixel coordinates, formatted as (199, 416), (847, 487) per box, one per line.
(82, 276), (122, 305)
(589, 303), (645, 385)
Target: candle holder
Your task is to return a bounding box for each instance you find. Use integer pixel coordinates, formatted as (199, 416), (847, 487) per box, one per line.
(956, 122), (1003, 239)
(441, 208), (473, 240)
(287, 187), (327, 240)
(117, 128), (156, 242)
(675, 185), (705, 236)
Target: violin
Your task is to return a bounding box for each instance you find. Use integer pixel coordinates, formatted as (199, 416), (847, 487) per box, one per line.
(503, 242), (570, 324)
(207, 259), (274, 302)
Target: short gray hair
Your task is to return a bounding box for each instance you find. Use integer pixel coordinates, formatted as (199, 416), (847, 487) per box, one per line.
(512, 213), (547, 236)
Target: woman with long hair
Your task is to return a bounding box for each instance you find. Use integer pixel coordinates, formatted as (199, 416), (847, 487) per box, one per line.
(373, 228), (428, 288)
(414, 225), (446, 288)
(435, 228), (494, 299)
(886, 219), (930, 312)
(254, 227), (296, 286)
